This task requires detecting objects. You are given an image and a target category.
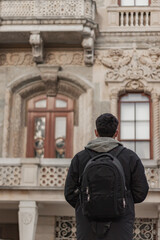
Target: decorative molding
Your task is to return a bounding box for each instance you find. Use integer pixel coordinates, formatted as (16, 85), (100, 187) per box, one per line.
(45, 51), (84, 66)
(0, 50), (84, 66)
(29, 32), (43, 63)
(97, 48), (160, 83)
(0, 51), (34, 66)
(151, 92), (160, 161)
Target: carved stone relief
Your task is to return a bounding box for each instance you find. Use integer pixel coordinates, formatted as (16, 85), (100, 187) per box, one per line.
(45, 50), (84, 66)
(22, 212), (33, 225)
(0, 49), (84, 66)
(0, 51), (34, 66)
(97, 47), (160, 83)
(29, 32), (43, 63)
(82, 27), (95, 66)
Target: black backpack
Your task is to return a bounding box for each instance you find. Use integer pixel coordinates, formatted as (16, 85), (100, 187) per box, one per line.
(79, 146), (127, 222)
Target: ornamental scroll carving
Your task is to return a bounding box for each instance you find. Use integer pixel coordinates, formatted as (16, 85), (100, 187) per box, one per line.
(0, 50), (84, 66)
(22, 212), (33, 225)
(97, 48), (160, 83)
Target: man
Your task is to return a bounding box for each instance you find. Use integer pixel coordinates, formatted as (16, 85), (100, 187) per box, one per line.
(64, 113), (149, 240)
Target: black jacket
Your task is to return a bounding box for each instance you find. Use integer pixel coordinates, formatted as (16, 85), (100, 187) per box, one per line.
(64, 146), (149, 240)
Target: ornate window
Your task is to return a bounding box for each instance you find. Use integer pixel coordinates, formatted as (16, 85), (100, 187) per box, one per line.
(120, 0), (149, 6)
(119, 93), (152, 159)
(26, 94), (74, 158)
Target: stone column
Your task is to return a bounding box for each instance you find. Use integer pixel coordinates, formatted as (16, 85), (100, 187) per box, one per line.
(12, 94), (22, 157)
(18, 201), (38, 240)
(152, 93), (160, 161)
(110, 89), (118, 118)
(2, 88), (12, 157)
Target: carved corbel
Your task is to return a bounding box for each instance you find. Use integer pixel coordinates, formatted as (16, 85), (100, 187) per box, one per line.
(40, 67), (61, 97)
(82, 28), (95, 66)
(29, 32), (43, 63)
(41, 73), (59, 97)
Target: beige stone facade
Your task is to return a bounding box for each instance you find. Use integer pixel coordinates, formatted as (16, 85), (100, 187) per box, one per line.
(0, 0), (160, 239)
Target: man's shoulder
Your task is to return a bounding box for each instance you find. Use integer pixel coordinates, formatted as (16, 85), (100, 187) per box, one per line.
(121, 146), (140, 160)
(76, 149), (88, 158)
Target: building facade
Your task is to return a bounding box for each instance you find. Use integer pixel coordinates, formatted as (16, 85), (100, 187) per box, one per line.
(0, 0), (160, 239)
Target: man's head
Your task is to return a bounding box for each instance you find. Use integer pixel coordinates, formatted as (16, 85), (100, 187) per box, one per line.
(95, 113), (119, 138)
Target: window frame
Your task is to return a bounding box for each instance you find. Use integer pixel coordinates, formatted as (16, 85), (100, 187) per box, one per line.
(118, 93), (153, 159)
(27, 94), (74, 158)
(119, 0), (151, 6)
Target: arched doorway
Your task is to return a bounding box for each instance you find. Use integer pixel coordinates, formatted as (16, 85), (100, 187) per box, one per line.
(26, 94), (74, 158)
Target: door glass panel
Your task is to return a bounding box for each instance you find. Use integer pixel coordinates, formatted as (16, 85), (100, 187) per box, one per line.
(120, 122), (135, 139)
(121, 103), (134, 121)
(34, 117), (46, 158)
(55, 117), (66, 158)
(136, 141), (150, 159)
(136, 103), (149, 121)
(136, 121), (150, 139)
(56, 99), (67, 108)
(35, 100), (47, 108)
(121, 0), (134, 5)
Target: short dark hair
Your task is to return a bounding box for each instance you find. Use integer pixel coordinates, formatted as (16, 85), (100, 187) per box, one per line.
(96, 113), (119, 137)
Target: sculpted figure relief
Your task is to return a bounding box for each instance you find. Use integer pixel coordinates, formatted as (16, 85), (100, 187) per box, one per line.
(99, 49), (131, 70)
(98, 48), (160, 82)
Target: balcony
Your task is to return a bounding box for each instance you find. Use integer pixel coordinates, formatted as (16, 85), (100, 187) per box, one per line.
(0, 157), (159, 225)
(0, 158), (159, 200)
(0, 0), (98, 65)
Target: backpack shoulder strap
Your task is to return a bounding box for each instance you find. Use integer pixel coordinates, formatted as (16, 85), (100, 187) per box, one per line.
(109, 145), (125, 158)
(109, 146), (127, 190)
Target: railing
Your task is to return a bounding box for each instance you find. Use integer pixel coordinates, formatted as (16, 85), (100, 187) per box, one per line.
(107, 6), (160, 29)
(0, 0), (96, 21)
(119, 11), (150, 27)
(0, 158), (159, 189)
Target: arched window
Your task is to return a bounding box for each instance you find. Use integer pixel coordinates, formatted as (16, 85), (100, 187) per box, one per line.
(120, 0), (149, 6)
(118, 93), (152, 159)
(26, 94), (74, 158)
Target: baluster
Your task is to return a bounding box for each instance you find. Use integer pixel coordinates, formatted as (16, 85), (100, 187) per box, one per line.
(140, 12), (143, 26)
(126, 12), (129, 26)
(120, 12), (124, 26)
(146, 12), (149, 26)
(131, 12), (134, 27)
(135, 12), (138, 27)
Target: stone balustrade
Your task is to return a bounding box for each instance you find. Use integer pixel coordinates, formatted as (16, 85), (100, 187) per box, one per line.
(0, 158), (159, 189)
(107, 6), (160, 29)
(0, 0), (96, 21)
(119, 10), (150, 27)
